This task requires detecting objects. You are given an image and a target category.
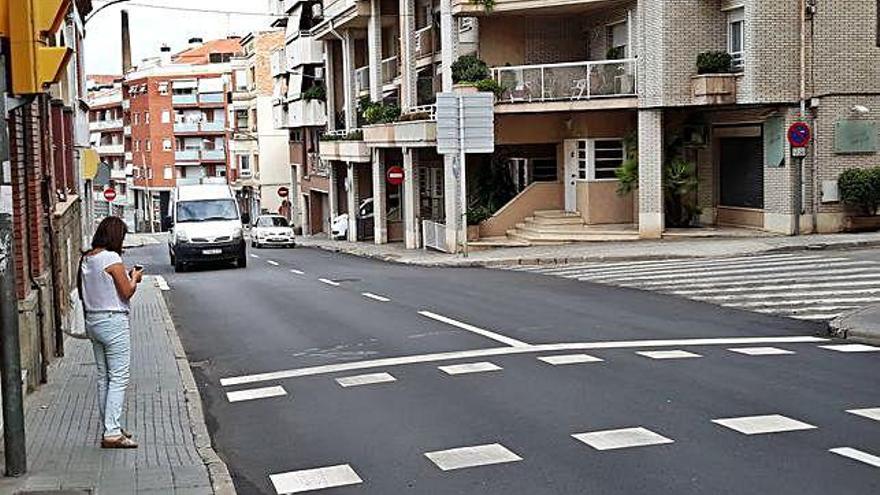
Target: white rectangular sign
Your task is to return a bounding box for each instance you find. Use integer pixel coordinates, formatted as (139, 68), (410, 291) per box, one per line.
(436, 92), (495, 155)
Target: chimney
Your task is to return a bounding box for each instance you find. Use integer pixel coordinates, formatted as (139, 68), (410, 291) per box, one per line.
(121, 10), (132, 73)
(187, 37), (204, 50)
(159, 45), (172, 66)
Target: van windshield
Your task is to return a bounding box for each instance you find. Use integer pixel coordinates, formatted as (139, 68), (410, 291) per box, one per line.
(177, 199), (239, 223)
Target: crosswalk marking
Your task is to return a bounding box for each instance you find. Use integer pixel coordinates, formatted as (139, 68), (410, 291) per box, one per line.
(712, 414), (817, 435)
(226, 386), (287, 403)
(728, 347), (795, 356)
(335, 372), (397, 388)
(819, 344), (880, 353)
(269, 464), (363, 494)
(829, 447), (880, 468)
(847, 408), (880, 422)
(508, 253), (880, 321)
(438, 362), (503, 375)
(636, 350), (702, 360)
(572, 427), (674, 451)
(425, 443), (522, 471)
(538, 353), (604, 365)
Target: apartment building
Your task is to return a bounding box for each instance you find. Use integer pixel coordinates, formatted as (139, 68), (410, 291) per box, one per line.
(230, 30), (290, 222)
(125, 40), (241, 232)
(276, 0), (879, 251)
(87, 80), (134, 227)
(270, 0), (331, 235)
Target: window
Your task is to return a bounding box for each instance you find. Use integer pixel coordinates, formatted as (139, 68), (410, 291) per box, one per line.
(238, 155), (251, 176)
(144, 111), (150, 124)
(234, 69), (248, 91)
(158, 82), (169, 95)
(235, 110), (248, 130)
(290, 129), (303, 142)
(134, 140), (140, 152)
(161, 111), (170, 124)
(133, 112), (139, 125)
(607, 20), (628, 59)
(162, 139), (172, 151)
(727, 7), (745, 71)
(145, 139), (151, 151)
(576, 139), (625, 181)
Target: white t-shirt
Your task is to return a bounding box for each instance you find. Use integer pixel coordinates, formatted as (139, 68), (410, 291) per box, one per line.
(81, 250), (130, 313)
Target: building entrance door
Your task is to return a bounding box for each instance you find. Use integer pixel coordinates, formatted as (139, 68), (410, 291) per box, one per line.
(719, 136), (764, 210)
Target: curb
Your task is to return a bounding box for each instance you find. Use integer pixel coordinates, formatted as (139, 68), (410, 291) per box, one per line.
(154, 280), (237, 495)
(828, 307), (880, 346)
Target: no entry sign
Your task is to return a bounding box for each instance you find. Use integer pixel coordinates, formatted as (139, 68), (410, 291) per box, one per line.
(278, 186), (290, 198)
(787, 122), (811, 148)
(103, 188), (117, 202)
(386, 166), (404, 186)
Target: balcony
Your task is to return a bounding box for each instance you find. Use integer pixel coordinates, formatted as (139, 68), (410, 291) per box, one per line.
(492, 58), (638, 113)
(287, 99), (327, 127)
(125, 151), (133, 161)
(355, 66), (369, 95)
(381, 56), (399, 86)
(271, 50), (286, 77)
(199, 93), (225, 105)
(124, 125), (131, 136)
(110, 167), (127, 180)
(451, 0), (598, 15)
(319, 129), (370, 162)
(96, 143), (125, 155)
(201, 149), (227, 161)
(175, 149), (200, 161)
(89, 119), (124, 131)
(121, 100), (130, 110)
(201, 121), (226, 133)
(362, 105), (437, 148)
(286, 35), (323, 69)
(414, 25), (436, 60)
(174, 122), (199, 133)
(173, 94), (198, 106)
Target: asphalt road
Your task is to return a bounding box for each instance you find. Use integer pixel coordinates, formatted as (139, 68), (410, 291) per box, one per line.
(127, 242), (880, 495)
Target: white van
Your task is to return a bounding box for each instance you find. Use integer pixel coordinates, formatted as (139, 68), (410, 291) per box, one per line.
(168, 184), (247, 272)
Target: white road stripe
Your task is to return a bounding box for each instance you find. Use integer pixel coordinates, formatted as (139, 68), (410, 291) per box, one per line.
(266, 260), (279, 266)
(726, 296), (880, 308)
(226, 385), (287, 403)
(819, 344), (880, 353)
(534, 253), (801, 275)
(626, 268), (880, 289)
(792, 313), (848, 321)
(692, 287), (880, 302)
(289, 269), (304, 275)
(335, 372), (397, 388)
(669, 278), (880, 296)
(587, 259), (870, 284)
(829, 447), (880, 468)
(418, 310), (530, 347)
(751, 305), (860, 315)
(219, 335), (826, 386)
(847, 408), (880, 423)
(438, 361), (503, 375)
(712, 414), (817, 435)
(318, 278), (340, 287)
(538, 353), (604, 365)
(573, 427), (674, 451)
(270, 464), (363, 493)
(728, 347), (795, 356)
(636, 350), (702, 360)
(362, 292), (390, 302)
(250, 254), (260, 258)
(425, 443), (522, 471)
(154, 275), (170, 291)
(560, 254), (828, 278)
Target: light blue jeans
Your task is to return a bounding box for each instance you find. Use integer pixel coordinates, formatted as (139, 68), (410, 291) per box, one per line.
(86, 311), (131, 438)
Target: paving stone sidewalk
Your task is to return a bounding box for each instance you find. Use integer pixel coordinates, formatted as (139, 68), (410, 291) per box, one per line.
(296, 231), (880, 267)
(0, 278), (234, 495)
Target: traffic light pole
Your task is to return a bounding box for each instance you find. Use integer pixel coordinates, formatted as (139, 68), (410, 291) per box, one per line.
(0, 52), (28, 477)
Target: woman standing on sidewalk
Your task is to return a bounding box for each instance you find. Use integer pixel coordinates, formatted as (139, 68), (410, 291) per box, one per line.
(79, 216), (143, 449)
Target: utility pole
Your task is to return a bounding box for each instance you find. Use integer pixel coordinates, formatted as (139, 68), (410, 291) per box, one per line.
(0, 52), (28, 477)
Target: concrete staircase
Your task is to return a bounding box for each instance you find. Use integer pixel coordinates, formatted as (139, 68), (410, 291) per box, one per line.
(505, 210), (639, 245)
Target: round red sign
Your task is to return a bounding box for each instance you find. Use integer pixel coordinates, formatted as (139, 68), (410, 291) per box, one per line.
(386, 166), (405, 186)
(103, 188), (117, 202)
(278, 187), (290, 198)
(787, 122), (811, 148)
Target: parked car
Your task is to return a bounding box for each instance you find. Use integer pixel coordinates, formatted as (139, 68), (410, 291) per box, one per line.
(331, 214), (349, 240)
(168, 183), (246, 272)
(251, 215), (295, 248)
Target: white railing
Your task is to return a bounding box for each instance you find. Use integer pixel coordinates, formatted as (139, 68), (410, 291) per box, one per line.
(322, 128), (362, 140)
(174, 122), (199, 133)
(422, 220), (449, 252)
(403, 104), (437, 121)
(96, 143), (125, 155)
(172, 94), (198, 105)
(201, 121), (226, 132)
(381, 56), (399, 85)
(492, 58), (637, 103)
(89, 119), (124, 130)
(202, 149), (227, 161)
(355, 66), (369, 94)
(414, 25), (434, 59)
(175, 149), (200, 161)
(199, 93), (225, 104)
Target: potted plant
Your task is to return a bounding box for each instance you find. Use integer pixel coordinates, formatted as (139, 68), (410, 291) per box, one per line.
(664, 158), (701, 227)
(839, 167), (880, 231)
(692, 51), (737, 104)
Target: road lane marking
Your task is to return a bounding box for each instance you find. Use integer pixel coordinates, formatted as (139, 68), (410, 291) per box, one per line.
(218, 335), (827, 386)
(830, 447), (880, 468)
(538, 353), (604, 365)
(289, 269), (304, 275)
(225, 386), (287, 403)
(318, 278), (340, 287)
(424, 443), (522, 471)
(335, 372), (397, 388)
(847, 408), (880, 422)
(438, 361), (502, 375)
(267, 260), (279, 266)
(636, 350), (702, 360)
(250, 254), (260, 258)
(728, 347), (795, 356)
(572, 427), (674, 451)
(362, 292), (390, 302)
(712, 414), (817, 435)
(154, 275), (170, 291)
(418, 310), (530, 348)
(819, 344), (880, 353)
(269, 464), (363, 493)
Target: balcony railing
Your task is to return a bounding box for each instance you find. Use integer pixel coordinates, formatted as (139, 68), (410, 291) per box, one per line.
(174, 122), (199, 133)
(492, 58), (637, 103)
(123, 125), (131, 136)
(172, 94), (198, 105)
(414, 25), (434, 59)
(201, 149), (227, 161)
(201, 121), (226, 132)
(175, 149), (200, 161)
(381, 56), (399, 85)
(199, 93), (225, 104)
(89, 119), (124, 130)
(355, 66), (369, 94)
(402, 104), (437, 121)
(96, 143), (125, 155)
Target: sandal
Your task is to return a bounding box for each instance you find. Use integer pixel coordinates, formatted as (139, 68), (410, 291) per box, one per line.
(101, 435), (138, 449)
(121, 428), (133, 439)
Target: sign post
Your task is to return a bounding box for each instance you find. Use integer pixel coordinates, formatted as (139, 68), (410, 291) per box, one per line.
(787, 121), (811, 235)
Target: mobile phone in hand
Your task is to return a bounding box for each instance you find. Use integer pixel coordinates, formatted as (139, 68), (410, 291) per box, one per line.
(133, 264), (144, 272)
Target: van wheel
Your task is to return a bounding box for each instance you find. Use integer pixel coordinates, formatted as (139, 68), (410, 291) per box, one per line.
(174, 259), (186, 273)
(237, 252), (247, 268)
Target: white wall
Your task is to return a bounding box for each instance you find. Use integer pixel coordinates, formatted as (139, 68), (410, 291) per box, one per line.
(256, 95), (293, 213)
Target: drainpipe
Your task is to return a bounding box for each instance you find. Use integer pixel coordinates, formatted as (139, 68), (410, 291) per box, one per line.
(794, 0), (807, 236)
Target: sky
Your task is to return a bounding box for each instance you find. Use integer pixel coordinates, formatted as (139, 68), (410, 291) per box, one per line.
(84, 0), (279, 75)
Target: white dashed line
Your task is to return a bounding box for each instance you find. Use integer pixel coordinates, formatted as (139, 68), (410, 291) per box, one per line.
(335, 372), (397, 388)
(318, 278), (340, 287)
(847, 407), (880, 422)
(728, 347), (795, 356)
(538, 354), (604, 365)
(266, 260), (279, 266)
(424, 443), (522, 471)
(219, 335), (827, 386)
(712, 414), (817, 435)
(636, 350), (702, 360)
(269, 464), (363, 493)
(362, 292), (391, 302)
(289, 269), (304, 275)
(830, 447), (880, 468)
(250, 254), (260, 259)
(438, 362), (502, 376)
(225, 385), (287, 403)
(819, 344), (880, 353)
(418, 310), (530, 347)
(572, 427), (674, 451)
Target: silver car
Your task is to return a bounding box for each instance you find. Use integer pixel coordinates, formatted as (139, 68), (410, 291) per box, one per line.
(251, 215), (295, 248)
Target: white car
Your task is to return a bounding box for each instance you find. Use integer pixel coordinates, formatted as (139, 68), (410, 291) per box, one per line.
(251, 215), (295, 248)
(331, 214), (349, 240)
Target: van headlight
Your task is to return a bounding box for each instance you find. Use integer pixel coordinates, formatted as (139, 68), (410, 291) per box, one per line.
(232, 227), (243, 239)
(176, 230), (189, 243)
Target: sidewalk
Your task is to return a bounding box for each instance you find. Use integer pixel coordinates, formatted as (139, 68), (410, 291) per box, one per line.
(0, 277), (234, 495)
(296, 231), (880, 267)
(124, 233), (166, 249)
(830, 305), (880, 345)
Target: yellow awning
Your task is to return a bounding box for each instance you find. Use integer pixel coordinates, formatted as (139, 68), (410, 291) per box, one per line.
(81, 148), (99, 179)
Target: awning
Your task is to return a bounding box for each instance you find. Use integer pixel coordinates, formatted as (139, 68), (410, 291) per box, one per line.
(80, 148), (100, 180)
(172, 79), (198, 90)
(198, 78), (224, 93)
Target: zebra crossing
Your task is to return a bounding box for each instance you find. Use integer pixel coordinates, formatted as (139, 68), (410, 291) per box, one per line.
(509, 252), (880, 321)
